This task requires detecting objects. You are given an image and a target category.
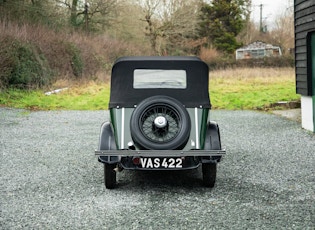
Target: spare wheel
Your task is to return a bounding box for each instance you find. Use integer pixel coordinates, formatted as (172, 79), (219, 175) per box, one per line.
(130, 95), (191, 150)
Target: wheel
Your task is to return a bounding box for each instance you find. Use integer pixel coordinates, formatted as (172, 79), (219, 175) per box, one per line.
(130, 95), (191, 150)
(104, 163), (116, 189)
(202, 163), (217, 188)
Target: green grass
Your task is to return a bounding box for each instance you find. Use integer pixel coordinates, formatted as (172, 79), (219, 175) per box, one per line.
(0, 83), (110, 110)
(209, 67), (300, 110)
(210, 78), (299, 110)
(0, 68), (300, 111)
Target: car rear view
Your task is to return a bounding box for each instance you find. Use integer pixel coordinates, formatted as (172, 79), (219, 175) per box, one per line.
(95, 56), (226, 189)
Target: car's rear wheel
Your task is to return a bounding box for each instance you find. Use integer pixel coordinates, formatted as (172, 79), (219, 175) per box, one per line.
(104, 163), (116, 189)
(130, 95), (191, 150)
(202, 163), (217, 188)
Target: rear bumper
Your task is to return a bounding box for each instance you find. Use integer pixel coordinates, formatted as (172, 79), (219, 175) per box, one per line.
(95, 149), (225, 157)
(95, 149), (226, 167)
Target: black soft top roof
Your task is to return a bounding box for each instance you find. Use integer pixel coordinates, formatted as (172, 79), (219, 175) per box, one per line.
(109, 56), (211, 109)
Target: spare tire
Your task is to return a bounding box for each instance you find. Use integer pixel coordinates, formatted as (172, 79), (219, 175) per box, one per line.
(130, 95), (191, 150)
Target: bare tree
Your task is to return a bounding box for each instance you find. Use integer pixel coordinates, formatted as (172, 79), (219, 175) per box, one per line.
(163, 0), (201, 54)
(271, 8), (294, 55)
(56, 0), (118, 31)
(138, 0), (201, 55)
(55, 0), (84, 26)
(106, 1), (150, 48)
(237, 4), (294, 55)
(137, 0), (162, 53)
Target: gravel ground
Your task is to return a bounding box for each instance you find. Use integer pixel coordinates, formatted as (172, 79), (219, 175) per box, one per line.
(1, 108), (314, 229)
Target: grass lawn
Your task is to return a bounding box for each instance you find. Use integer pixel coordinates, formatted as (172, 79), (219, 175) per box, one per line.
(209, 68), (300, 110)
(0, 68), (300, 111)
(0, 82), (110, 110)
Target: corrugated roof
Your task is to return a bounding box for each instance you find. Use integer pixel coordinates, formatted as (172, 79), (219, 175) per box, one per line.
(237, 41), (280, 51)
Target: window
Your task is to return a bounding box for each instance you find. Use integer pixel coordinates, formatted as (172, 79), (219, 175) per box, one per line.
(251, 49), (265, 58)
(133, 69), (187, 89)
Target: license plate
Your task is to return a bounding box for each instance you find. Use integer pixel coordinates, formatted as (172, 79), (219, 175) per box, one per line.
(140, 157), (182, 169)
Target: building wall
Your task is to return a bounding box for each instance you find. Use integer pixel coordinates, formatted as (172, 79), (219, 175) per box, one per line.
(294, 0), (315, 132)
(294, 0), (315, 96)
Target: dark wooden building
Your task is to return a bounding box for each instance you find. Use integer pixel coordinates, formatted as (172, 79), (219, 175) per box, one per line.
(294, 0), (315, 132)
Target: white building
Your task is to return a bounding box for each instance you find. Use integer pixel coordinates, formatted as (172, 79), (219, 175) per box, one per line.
(236, 41), (282, 60)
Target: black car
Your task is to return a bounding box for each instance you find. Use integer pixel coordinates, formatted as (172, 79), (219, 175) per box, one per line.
(95, 56), (226, 189)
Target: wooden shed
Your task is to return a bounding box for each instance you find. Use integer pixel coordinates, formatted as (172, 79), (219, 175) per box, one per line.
(295, 0), (315, 132)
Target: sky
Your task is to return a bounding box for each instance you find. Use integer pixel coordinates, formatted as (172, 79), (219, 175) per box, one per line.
(251, 0), (293, 29)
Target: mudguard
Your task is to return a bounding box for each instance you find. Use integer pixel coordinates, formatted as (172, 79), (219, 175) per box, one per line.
(97, 122), (119, 164)
(202, 121), (222, 163)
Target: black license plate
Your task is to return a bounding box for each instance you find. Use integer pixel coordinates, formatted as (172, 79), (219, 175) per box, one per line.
(140, 157), (182, 169)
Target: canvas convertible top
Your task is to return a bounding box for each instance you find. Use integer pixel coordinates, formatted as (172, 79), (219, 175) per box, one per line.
(109, 56), (211, 109)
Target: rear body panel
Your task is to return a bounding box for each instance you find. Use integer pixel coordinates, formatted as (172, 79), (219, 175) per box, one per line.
(109, 107), (209, 150)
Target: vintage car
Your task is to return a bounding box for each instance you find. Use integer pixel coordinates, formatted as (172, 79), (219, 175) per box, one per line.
(95, 56), (226, 189)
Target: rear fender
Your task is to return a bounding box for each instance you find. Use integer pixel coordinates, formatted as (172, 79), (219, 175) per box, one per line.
(98, 122), (119, 164)
(202, 121), (222, 163)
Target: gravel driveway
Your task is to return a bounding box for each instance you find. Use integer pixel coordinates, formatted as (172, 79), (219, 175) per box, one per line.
(1, 108), (314, 229)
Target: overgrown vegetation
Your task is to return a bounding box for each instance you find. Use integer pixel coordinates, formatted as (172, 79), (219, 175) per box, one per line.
(67, 43), (84, 77)
(0, 37), (52, 89)
(0, 0), (295, 90)
(205, 55), (295, 70)
(0, 21), (146, 89)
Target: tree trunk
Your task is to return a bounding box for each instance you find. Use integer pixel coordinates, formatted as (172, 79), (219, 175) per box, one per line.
(70, 0), (78, 26)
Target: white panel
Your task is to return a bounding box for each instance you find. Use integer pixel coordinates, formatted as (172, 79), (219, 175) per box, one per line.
(121, 108), (125, 149)
(194, 108), (199, 149)
(301, 96), (314, 132)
